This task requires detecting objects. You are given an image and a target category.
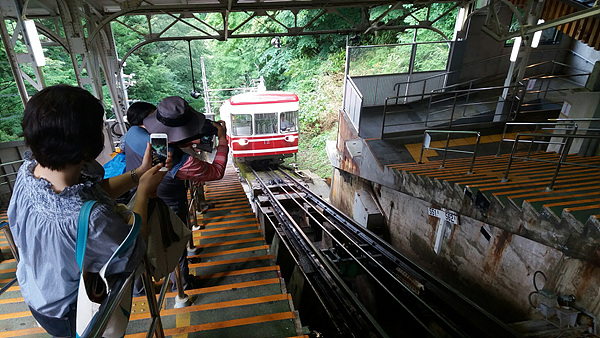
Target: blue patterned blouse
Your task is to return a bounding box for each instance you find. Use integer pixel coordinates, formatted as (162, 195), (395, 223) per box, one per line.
(7, 152), (146, 318)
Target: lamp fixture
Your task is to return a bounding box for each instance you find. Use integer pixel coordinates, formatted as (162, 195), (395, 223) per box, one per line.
(510, 37), (521, 62)
(271, 36), (281, 48)
(531, 19), (545, 48)
(453, 7), (467, 40)
(23, 20), (45, 67)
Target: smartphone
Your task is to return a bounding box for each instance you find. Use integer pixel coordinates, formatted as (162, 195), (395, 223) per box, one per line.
(150, 133), (168, 171)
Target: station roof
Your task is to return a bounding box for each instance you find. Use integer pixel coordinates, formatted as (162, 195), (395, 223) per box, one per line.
(1, 0), (446, 18)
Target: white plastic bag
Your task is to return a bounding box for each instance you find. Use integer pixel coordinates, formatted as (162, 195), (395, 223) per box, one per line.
(76, 201), (139, 338)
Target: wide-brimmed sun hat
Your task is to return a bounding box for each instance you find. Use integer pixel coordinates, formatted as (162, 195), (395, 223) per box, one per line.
(143, 96), (205, 143)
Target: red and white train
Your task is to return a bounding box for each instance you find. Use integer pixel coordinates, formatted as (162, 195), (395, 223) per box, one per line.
(219, 90), (299, 163)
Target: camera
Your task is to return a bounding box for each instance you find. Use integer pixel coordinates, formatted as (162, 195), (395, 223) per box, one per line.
(190, 90), (201, 99)
(195, 119), (219, 152)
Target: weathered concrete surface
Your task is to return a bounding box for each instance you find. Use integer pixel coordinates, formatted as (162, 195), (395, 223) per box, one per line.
(328, 132), (600, 323)
(330, 167), (600, 323)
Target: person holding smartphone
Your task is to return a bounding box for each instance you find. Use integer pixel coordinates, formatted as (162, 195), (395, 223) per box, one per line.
(123, 96), (229, 292)
(7, 85), (170, 337)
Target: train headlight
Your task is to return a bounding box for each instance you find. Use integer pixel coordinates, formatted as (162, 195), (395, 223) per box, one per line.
(238, 139), (249, 146)
(284, 135), (296, 142)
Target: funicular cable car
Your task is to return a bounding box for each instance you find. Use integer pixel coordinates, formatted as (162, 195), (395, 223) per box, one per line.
(219, 90), (299, 164)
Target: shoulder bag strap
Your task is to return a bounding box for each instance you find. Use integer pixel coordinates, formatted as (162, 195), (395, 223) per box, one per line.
(76, 200), (98, 270)
(101, 210), (142, 275)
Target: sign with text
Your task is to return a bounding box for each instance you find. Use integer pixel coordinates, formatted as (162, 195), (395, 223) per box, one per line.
(423, 133), (431, 148)
(560, 101), (571, 117)
(428, 207), (458, 224)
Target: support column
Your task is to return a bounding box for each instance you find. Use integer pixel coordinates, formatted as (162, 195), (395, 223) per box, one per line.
(496, 0), (546, 122)
(0, 0), (46, 105)
(58, 0), (130, 154)
(57, 0), (102, 95)
(90, 22), (130, 139)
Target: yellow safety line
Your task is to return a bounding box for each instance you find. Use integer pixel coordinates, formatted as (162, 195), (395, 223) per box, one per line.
(0, 310), (30, 320)
(199, 223), (260, 232)
(130, 294), (291, 321)
(0, 296), (24, 305)
(196, 266), (280, 279)
(195, 229), (261, 239)
(189, 245), (270, 259)
(174, 312), (190, 338)
(197, 237), (265, 248)
(0, 326), (46, 337)
(188, 255), (275, 268)
(126, 312), (295, 337)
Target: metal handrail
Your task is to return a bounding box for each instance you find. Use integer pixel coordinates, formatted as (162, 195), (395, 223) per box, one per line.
(347, 76), (363, 100)
(524, 72), (591, 81)
(524, 72), (591, 101)
(81, 259), (167, 338)
(418, 130), (481, 174)
(496, 122), (578, 157)
(549, 118), (600, 123)
(424, 98), (503, 127)
(501, 132), (600, 191)
(382, 83), (524, 137)
(525, 60), (590, 75)
(392, 53), (514, 101)
(427, 84), (516, 107)
(0, 159), (24, 167)
(393, 71), (453, 104)
(0, 221), (18, 296)
(81, 271), (136, 338)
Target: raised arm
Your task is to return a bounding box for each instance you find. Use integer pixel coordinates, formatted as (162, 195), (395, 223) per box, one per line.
(102, 143), (172, 198)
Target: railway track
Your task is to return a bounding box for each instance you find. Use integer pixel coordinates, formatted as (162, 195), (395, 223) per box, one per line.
(249, 166), (520, 337)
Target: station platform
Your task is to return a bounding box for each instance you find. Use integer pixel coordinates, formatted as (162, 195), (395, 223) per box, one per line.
(0, 162), (308, 337)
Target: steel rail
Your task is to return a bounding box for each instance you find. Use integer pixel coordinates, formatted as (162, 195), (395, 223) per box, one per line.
(251, 168), (389, 338)
(262, 169), (443, 335)
(275, 169), (521, 337)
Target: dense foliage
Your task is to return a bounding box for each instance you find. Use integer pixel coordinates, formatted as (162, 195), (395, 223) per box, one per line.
(0, 3), (457, 178)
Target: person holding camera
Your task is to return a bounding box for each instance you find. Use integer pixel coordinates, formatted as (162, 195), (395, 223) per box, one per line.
(123, 96), (229, 291)
(7, 85), (169, 336)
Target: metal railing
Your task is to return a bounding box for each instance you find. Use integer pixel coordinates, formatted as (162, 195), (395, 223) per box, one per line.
(343, 75), (363, 132)
(524, 72), (591, 102)
(391, 53), (514, 104)
(1, 219), (167, 338)
(502, 132), (600, 191)
(392, 71), (449, 104)
(382, 84), (524, 137)
(81, 257), (168, 338)
(424, 98), (507, 127)
(0, 159), (24, 193)
(418, 130), (481, 174)
(0, 221), (18, 295)
(525, 59), (590, 76)
(495, 122), (579, 157)
(549, 118), (600, 125)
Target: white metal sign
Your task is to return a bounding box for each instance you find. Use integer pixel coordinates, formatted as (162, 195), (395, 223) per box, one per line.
(561, 101), (571, 117)
(428, 207), (458, 224)
(428, 207), (459, 255)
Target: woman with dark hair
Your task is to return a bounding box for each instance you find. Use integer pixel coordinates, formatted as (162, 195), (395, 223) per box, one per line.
(124, 96), (229, 293)
(8, 84), (169, 337)
(127, 101), (156, 126)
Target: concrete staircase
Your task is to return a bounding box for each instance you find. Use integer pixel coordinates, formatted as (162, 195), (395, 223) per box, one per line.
(386, 149), (600, 260)
(0, 164), (309, 337)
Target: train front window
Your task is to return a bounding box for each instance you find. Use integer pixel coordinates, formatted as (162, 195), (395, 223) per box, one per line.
(255, 113), (277, 135)
(232, 114), (252, 136)
(280, 111), (297, 133)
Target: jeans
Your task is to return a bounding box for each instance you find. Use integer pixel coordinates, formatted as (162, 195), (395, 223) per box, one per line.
(29, 302), (76, 338)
